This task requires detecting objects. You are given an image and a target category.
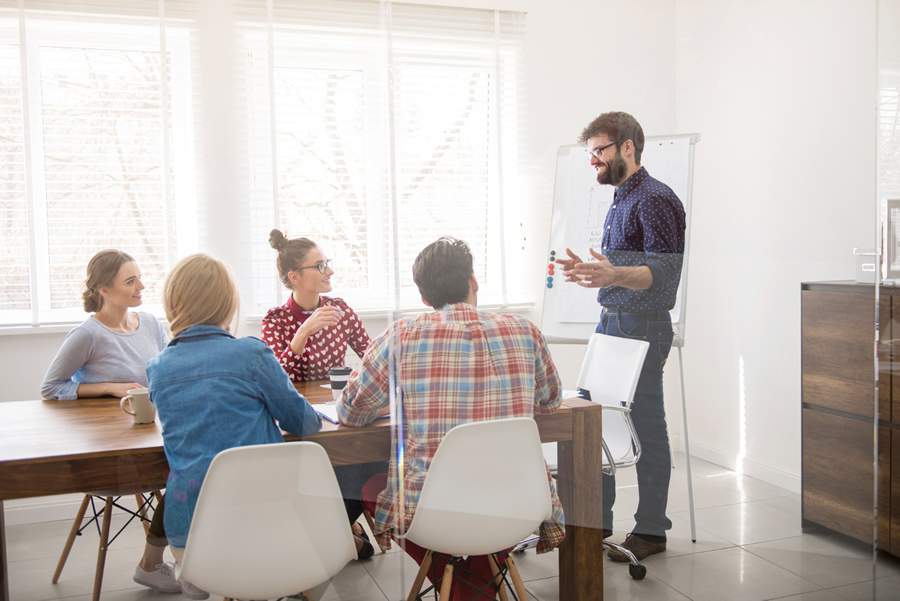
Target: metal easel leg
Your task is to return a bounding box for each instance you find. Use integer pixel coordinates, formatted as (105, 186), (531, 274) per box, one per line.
(678, 346), (697, 543)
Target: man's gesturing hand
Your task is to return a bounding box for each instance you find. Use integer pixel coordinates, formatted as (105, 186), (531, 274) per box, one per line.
(563, 249), (618, 288)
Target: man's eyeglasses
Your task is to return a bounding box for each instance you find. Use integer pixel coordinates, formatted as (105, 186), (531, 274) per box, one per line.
(587, 141), (617, 159)
(296, 259), (332, 274)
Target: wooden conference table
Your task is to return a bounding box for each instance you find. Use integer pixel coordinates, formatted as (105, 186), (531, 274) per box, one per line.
(0, 382), (603, 600)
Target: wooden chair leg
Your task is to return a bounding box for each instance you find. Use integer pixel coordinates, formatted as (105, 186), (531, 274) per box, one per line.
(488, 554), (510, 601)
(52, 495), (91, 583)
(439, 561), (454, 600)
(91, 497), (113, 601)
(134, 494), (150, 536)
(406, 549), (433, 601)
(362, 510), (389, 553)
(505, 555), (529, 601)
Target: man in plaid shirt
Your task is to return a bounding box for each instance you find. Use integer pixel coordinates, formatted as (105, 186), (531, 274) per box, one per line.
(337, 237), (564, 600)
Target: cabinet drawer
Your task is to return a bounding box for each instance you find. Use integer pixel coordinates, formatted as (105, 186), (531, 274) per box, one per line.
(802, 290), (889, 420)
(803, 409), (889, 545)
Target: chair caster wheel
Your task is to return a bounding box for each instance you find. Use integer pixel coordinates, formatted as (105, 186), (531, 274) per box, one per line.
(628, 563), (646, 580)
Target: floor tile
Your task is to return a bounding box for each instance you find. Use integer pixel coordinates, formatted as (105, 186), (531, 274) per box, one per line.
(510, 548), (559, 581)
(360, 550), (434, 601)
(818, 574), (900, 601)
(52, 588), (192, 601)
(524, 568), (692, 601)
(671, 500), (803, 546)
(744, 533), (879, 589)
(764, 589), (848, 601)
(321, 561), (389, 601)
(10, 548), (148, 601)
(7, 514), (148, 564)
(759, 493), (802, 520)
(647, 547), (819, 601)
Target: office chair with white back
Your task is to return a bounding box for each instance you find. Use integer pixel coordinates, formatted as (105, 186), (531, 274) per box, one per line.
(402, 417), (553, 601)
(533, 332), (650, 580)
(179, 441), (356, 601)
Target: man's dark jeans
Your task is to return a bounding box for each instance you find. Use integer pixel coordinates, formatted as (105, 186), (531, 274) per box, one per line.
(595, 308), (674, 539)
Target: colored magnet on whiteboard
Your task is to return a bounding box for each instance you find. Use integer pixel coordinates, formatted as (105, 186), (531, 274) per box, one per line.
(546, 276), (553, 283)
(546, 282), (553, 289)
(547, 265), (555, 275)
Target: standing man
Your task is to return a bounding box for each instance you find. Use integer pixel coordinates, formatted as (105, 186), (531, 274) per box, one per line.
(556, 111), (685, 561)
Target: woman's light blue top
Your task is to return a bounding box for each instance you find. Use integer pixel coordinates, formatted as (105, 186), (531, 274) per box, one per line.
(41, 312), (167, 400)
(147, 324), (322, 548)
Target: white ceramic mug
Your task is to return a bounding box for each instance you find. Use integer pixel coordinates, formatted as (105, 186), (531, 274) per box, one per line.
(120, 387), (156, 424)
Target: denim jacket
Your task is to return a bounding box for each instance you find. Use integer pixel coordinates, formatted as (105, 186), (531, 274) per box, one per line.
(147, 325), (322, 548)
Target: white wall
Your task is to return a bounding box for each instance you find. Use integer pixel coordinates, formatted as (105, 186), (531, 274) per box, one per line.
(518, 0), (678, 304)
(668, 0), (877, 491)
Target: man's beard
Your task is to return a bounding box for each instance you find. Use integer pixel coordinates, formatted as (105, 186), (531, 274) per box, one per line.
(595, 154), (628, 186)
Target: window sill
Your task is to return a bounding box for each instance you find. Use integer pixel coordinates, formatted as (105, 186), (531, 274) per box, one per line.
(0, 302), (536, 336)
(244, 301), (537, 323)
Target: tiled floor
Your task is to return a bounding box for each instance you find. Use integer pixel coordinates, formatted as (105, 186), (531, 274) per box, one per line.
(6, 454), (900, 601)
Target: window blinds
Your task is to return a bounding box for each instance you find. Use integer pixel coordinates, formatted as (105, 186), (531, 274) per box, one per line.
(0, 0), (526, 325)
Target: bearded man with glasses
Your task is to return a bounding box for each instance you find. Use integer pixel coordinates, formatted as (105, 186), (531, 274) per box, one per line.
(556, 111), (686, 562)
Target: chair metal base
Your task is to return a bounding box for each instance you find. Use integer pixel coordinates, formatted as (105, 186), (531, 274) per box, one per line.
(513, 537), (647, 581)
(603, 540), (647, 580)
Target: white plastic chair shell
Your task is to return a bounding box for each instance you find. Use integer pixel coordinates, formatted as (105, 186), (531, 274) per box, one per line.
(542, 333), (650, 473)
(179, 441), (355, 600)
(403, 417), (553, 557)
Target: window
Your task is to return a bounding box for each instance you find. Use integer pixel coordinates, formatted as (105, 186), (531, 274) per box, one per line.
(0, 1), (526, 327)
(244, 1), (525, 314)
(0, 8), (194, 326)
(0, 40), (28, 320)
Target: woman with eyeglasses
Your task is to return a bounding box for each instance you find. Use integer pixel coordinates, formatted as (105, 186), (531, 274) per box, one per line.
(262, 229), (378, 560)
(262, 229), (372, 382)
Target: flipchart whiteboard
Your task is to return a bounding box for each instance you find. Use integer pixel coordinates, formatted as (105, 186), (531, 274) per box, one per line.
(540, 134), (698, 345)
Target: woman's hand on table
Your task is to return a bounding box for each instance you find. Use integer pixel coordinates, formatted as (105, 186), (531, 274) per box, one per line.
(106, 382), (142, 398)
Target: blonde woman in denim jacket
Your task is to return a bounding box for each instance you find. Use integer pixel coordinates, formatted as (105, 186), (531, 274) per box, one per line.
(148, 254), (321, 598)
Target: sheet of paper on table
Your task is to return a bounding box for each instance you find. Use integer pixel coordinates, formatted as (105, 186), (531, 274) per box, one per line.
(315, 401), (390, 424)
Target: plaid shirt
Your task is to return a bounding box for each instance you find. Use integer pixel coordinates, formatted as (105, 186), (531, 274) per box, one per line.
(337, 303), (565, 553)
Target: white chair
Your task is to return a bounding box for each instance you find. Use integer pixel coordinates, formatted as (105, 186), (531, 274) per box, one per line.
(536, 332), (650, 580)
(178, 441), (355, 601)
(403, 417), (553, 601)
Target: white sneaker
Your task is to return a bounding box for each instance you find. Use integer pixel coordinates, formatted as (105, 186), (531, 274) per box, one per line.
(178, 579), (210, 600)
(133, 561), (181, 594)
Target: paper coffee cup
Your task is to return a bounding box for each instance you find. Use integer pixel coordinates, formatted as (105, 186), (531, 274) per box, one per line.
(329, 366), (352, 390)
(329, 367), (351, 402)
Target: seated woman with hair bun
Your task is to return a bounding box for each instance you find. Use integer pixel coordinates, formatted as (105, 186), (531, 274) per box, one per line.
(261, 229), (371, 381)
(261, 229), (381, 559)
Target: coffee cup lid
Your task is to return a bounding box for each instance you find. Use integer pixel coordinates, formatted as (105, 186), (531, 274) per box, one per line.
(329, 366), (352, 376)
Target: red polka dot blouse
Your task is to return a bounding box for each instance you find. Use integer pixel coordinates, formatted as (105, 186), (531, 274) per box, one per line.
(260, 295), (371, 382)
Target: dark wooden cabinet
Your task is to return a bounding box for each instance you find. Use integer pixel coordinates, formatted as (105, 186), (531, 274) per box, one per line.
(801, 282), (893, 551)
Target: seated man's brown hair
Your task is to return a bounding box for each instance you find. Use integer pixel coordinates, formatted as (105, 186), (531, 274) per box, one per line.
(412, 237), (473, 309)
